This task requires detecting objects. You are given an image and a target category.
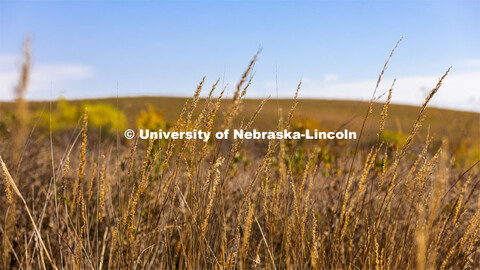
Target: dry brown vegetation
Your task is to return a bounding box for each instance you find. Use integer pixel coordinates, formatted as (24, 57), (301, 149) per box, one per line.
(0, 43), (479, 269)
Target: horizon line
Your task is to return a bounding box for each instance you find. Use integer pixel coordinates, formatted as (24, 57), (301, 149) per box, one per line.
(1, 95), (478, 114)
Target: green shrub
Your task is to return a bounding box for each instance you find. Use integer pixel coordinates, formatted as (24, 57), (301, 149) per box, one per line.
(136, 104), (167, 131)
(39, 98), (126, 134)
(82, 102), (126, 133)
(380, 130), (408, 148)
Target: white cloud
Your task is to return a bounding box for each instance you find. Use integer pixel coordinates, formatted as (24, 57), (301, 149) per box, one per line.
(459, 59), (480, 67)
(0, 54), (95, 100)
(0, 55), (16, 68)
(323, 74), (338, 82)
(300, 70), (480, 112)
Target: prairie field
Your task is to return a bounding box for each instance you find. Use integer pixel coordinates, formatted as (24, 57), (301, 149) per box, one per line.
(0, 54), (480, 270)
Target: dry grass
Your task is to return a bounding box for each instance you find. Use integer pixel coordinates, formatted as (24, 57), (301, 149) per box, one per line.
(0, 44), (479, 270)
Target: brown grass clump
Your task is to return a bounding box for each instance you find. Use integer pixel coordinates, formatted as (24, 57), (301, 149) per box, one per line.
(1, 156), (57, 269)
(0, 43), (479, 270)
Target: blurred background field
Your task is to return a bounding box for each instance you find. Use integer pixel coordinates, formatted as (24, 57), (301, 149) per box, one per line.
(1, 97), (478, 170)
(1, 81), (480, 269)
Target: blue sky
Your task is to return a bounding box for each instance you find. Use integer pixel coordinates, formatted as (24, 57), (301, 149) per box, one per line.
(1, 0), (479, 111)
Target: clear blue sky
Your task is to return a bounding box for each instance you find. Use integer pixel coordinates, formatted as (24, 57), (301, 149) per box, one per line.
(1, 0), (479, 111)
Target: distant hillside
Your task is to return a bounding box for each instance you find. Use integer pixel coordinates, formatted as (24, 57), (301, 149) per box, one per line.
(1, 97), (479, 146)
